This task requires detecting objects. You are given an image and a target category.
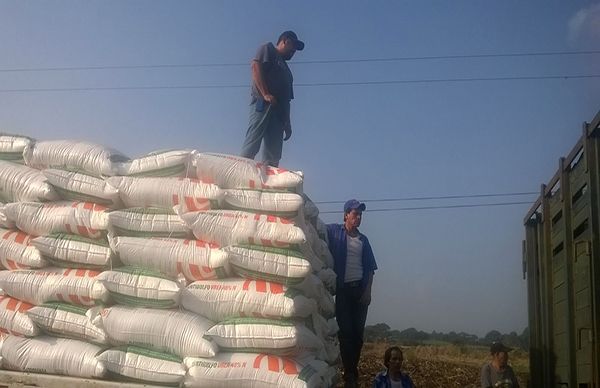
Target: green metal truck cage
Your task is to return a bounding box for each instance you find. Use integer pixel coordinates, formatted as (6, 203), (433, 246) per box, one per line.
(523, 109), (600, 388)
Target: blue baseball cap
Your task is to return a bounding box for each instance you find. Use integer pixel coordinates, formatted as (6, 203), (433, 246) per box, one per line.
(344, 199), (366, 213)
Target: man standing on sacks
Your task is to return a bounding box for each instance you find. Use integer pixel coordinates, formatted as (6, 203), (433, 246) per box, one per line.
(240, 30), (304, 167)
(327, 199), (377, 388)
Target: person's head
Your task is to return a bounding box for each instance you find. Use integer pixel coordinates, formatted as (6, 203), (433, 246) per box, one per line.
(276, 30), (304, 60)
(384, 346), (404, 373)
(490, 342), (512, 368)
(343, 199), (366, 231)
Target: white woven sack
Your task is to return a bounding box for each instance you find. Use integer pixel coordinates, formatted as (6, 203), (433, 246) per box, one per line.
(0, 160), (59, 202)
(1, 336), (106, 378)
(181, 210), (306, 248)
(0, 295), (39, 336)
(23, 140), (129, 176)
(99, 306), (217, 358)
(222, 189), (304, 217)
(0, 202), (14, 229)
(0, 228), (47, 269)
(193, 153), (303, 190)
(111, 236), (230, 281)
(0, 268), (108, 306)
(97, 267), (181, 308)
(99, 346), (185, 385)
(184, 353), (324, 388)
(108, 208), (191, 238)
(43, 169), (121, 207)
(31, 233), (113, 268)
(3, 201), (109, 238)
(225, 245), (312, 286)
(292, 274), (335, 319)
(118, 149), (194, 177)
(182, 278), (316, 322)
(297, 243), (324, 273)
(107, 176), (221, 213)
(27, 302), (108, 344)
(205, 318), (324, 357)
(0, 134), (33, 161)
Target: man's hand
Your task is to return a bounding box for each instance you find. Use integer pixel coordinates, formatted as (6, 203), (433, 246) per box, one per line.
(283, 122), (292, 141)
(359, 291), (371, 306)
(263, 94), (277, 105)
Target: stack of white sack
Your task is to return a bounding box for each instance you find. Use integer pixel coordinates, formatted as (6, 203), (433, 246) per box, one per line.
(0, 134), (339, 386)
(0, 139), (124, 380)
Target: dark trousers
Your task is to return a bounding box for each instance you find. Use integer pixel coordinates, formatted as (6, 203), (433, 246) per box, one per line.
(335, 284), (369, 383)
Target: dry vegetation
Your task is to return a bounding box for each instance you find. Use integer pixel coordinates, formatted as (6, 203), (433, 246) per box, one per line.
(335, 342), (529, 387)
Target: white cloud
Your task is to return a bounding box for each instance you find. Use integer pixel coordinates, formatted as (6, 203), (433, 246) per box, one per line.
(568, 3), (600, 43)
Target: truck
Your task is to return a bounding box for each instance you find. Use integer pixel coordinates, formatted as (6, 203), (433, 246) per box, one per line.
(523, 108), (600, 388)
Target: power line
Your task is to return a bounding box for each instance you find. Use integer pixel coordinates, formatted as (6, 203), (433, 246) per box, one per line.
(0, 50), (598, 73)
(0, 74), (597, 94)
(319, 201), (533, 214)
(313, 191), (538, 205)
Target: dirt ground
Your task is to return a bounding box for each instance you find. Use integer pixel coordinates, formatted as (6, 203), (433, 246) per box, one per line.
(334, 342), (529, 387)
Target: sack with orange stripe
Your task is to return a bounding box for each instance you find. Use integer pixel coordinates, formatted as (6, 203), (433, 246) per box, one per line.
(3, 201), (109, 239)
(42, 168), (122, 208)
(224, 245), (312, 286)
(97, 266), (182, 308)
(118, 149), (194, 177)
(205, 318), (324, 359)
(0, 134), (33, 162)
(184, 352), (324, 388)
(1, 336), (107, 378)
(0, 295), (39, 336)
(0, 160), (59, 202)
(181, 210), (306, 248)
(27, 302), (108, 344)
(181, 278), (316, 322)
(23, 139), (129, 177)
(222, 189), (304, 217)
(98, 306), (217, 358)
(193, 152), (303, 190)
(107, 176), (222, 213)
(0, 268), (109, 306)
(108, 208), (192, 238)
(0, 227), (47, 269)
(111, 236), (230, 282)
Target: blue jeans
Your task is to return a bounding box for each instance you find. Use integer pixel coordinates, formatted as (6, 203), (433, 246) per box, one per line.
(240, 101), (284, 167)
(336, 284), (369, 384)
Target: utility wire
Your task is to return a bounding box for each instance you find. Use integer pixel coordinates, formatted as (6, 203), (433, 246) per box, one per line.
(0, 50), (598, 72)
(0, 74), (598, 94)
(319, 201), (533, 214)
(313, 191), (538, 205)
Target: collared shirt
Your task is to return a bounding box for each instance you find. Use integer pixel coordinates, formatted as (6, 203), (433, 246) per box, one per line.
(373, 370), (415, 388)
(326, 223), (377, 291)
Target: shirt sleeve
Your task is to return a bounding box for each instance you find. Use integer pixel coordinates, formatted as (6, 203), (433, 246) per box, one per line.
(363, 236), (378, 273)
(254, 43), (272, 65)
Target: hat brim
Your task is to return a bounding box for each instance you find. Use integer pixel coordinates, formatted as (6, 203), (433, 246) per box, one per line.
(294, 40), (305, 51)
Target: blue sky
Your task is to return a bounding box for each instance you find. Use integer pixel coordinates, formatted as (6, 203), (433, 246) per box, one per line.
(1, 1), (599, 336)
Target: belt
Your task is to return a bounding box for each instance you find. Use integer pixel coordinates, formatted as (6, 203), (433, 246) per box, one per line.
(344, 280), (361, 288)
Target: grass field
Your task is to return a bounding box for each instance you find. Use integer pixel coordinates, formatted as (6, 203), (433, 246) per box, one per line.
(335, 342), (529, 387)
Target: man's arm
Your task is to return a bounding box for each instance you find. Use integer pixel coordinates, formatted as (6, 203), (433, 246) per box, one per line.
(251, 61), (276, 105)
